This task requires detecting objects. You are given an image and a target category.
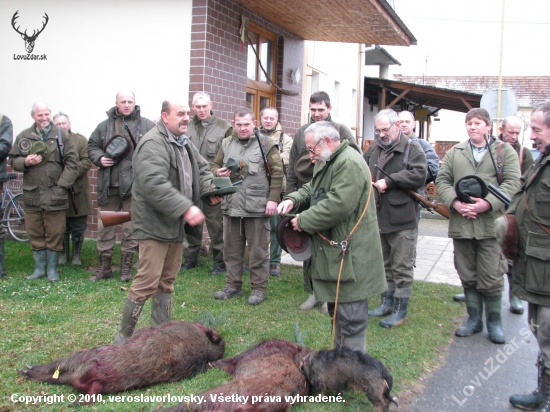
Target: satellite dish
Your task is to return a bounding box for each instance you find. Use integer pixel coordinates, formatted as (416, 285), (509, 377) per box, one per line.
(480, 88), (519, 119)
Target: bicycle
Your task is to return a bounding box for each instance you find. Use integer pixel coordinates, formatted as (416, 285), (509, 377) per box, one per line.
(1, 173), (28, 242)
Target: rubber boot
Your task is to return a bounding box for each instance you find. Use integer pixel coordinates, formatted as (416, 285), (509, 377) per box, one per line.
(534, 368), (550, 412)
(113, 297), (144, 344)
(455, 288), (484, 337)
(71, 231), (84, 266)
(151, 293), (172, 326)
(343, 330), (367, 353)
(380, 297), (409, 328)
(510, 356), (547, 410)
(58, 233), (70, 265)
(484, 294), (505, 344)
(89, 251), (112, 281)
(368, 291), (395, 317)
(26, 250), (47, 280)
(0, 238), (6, 279)
(507, 272), (524, 314)
(453, 293), (466, 302)
(46, 250), (60, 282)
(120, 251), (134, 282)
(299, 293), (321, 311)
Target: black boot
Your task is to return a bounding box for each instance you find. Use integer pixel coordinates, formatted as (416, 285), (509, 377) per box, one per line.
(26, 250), (47, 280)
(510, 356), (547, 410)
(534, 368), (550, 411)
(484, 294), (505, 344)
(114, 297), (144, 344)
(151, 292), (172, 326)
(455, 288), (483, 337)
(507, 272), (524, 314)
(120, 251), (134, 282)
(46, 250), (60, 282)
(71, 231), (84, 266)
(368, 291), (395, 317)
(58, 233), (70, 265)
(380, 297), (409, 328)
(0, 238), (6, 278)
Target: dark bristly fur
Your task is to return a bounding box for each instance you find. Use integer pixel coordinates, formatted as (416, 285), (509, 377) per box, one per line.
(155, 339), (312, 412)
(301, 347), (397, 412)
(18, 321), (225, 398)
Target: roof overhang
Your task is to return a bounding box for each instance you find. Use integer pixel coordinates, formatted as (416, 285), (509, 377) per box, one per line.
(364, 77), (482, 113)
(365, 45), (401, 66)
(235, 0), (416, 46)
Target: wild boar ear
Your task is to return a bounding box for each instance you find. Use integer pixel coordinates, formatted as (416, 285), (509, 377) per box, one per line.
(212, 358), (237, 375)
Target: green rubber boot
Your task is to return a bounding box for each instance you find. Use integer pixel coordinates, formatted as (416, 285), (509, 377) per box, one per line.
(114, 298), (144, 344)
(46, 250), (60, 282)
(484, 294), (505, 344)
(26, 250), (47, 280)
(455, 288), (483, 337)
(510, 357), (546, 410)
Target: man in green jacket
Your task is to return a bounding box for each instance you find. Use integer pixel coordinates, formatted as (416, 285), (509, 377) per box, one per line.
(211, 107), (283, 306)
(508, 101), (550, 411)
(181, 92), (232, 276)
(88, 90), (155, 282)
(53, 112), (93, 266)
(278, 121), (385, 352)
(363, 109), (427, 328)
(114, 99), (220, 344)
(9, 102), (78, 282)
(436, 108), (520, 344)
(287, 91), (360, 311)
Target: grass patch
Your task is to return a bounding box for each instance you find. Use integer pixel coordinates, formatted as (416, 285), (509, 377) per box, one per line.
(0, 238), (462, 411)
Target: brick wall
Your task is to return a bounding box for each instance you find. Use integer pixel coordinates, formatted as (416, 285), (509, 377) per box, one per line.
(189, 0), (303, 133)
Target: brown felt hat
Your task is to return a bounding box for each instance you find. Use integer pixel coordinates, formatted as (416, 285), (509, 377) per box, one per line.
(276, 216), (312, 261)
(294, 149), (314, 183)
(495, 214), (519, 260)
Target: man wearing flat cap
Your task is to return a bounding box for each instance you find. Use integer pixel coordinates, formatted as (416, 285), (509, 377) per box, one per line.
(436, 107), (520, 344)
(9, 102), (78, 281)
(114, 99), (221, 344)
(278, 121), (385, 352)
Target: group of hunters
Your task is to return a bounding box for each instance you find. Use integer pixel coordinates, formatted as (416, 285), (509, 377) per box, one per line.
(1, 89), (550, 410)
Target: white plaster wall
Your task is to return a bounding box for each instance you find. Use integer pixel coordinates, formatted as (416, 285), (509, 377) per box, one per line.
(303, 41), (362, 131)
(1, 0), (192, 138)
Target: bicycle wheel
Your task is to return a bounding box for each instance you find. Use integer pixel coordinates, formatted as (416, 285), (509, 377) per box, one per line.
(4, 193), (29, 242)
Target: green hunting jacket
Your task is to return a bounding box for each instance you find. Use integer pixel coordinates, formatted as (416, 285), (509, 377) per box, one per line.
(67, 131), (93, 217)
(508, 153), (550, 306)
(286, 140), (386, 303)
(436, 137), (521, 239)
(10, 123), (78, 211)
(132, 123), (213, 243)
(187, 111), (232, 164)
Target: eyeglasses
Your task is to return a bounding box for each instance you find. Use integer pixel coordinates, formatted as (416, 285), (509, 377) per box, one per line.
(375, 124), (395, 135)
(307, 139), (322, 153)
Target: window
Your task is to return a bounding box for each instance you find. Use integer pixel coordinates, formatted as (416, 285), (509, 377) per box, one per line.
(246, 23), (277, 120)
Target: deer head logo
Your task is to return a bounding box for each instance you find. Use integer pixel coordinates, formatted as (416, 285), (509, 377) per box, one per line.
(11, 11), (49, 54)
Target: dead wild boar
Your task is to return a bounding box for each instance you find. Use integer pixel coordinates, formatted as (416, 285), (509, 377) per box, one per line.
(155, 339), (311, 412)
(301, 347), (398, 412)
(19, 321), (225, 397)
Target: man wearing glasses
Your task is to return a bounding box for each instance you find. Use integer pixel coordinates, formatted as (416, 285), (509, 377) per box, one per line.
(363, 109), (427, 328)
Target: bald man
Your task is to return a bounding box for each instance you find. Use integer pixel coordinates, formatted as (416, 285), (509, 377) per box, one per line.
(88, 90), (155, 282)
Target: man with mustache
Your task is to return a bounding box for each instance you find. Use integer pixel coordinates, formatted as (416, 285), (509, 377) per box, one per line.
(114, 100), (221, 344)
(88, 90), (155, 282)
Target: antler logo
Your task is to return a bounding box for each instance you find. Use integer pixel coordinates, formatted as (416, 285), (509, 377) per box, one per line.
(11, 11), (49, 54)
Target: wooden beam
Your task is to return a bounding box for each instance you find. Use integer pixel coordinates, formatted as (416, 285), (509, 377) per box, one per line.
(381, 87), (386, 109)
(460, 96), (473, 110)
(387, 87), (412, 108)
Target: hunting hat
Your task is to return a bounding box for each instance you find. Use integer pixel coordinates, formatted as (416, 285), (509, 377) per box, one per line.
(455, 175), (488, 204)
(294, 149), (314, 183)
(495, 214), (519, 261)
(104, 135), (131, 164)
(276, 216), (312, 261)
(225, 156), (248, 179)
(200, 177), (238, 200)
(30, 141), (50, 167)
